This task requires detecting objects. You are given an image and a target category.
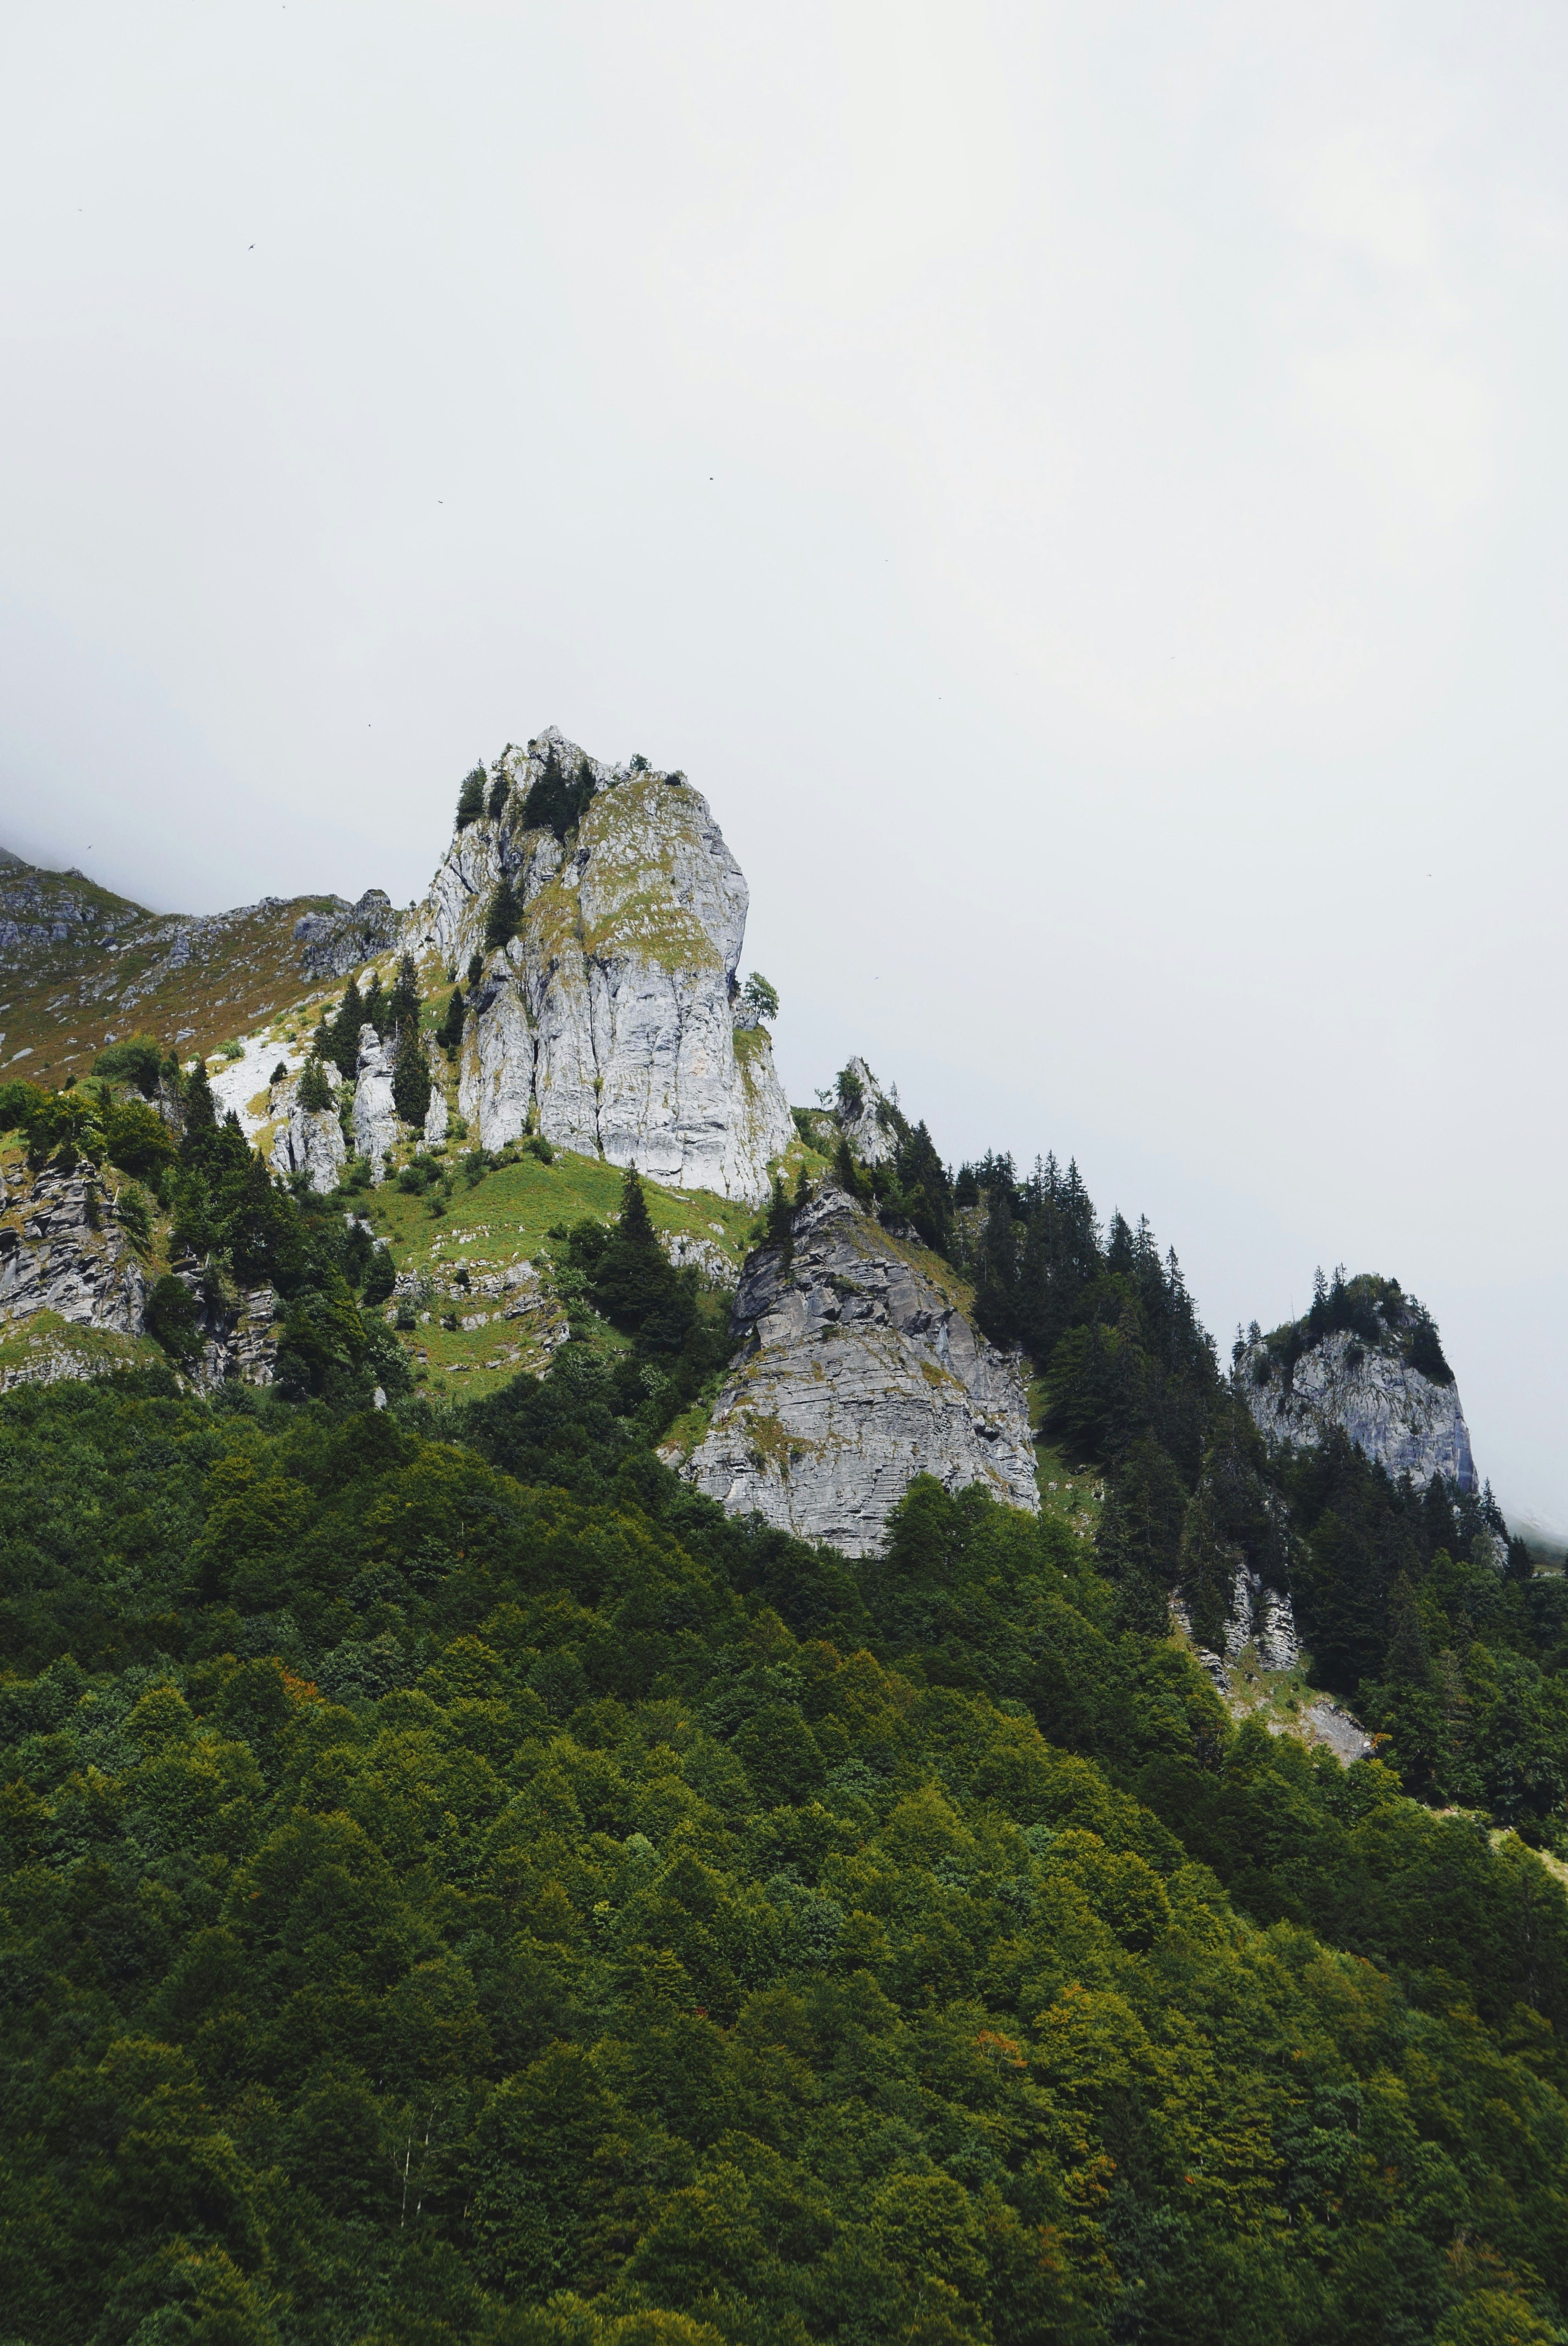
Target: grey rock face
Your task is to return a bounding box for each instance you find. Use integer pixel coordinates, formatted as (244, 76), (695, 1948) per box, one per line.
(411, 732), (792, 1203)
(1239, 1326), (1477, 1492)
(352, 1024), (400, 1180)
(680, 1189), (1039, 1555)
(0, 1163), (147, 1335)
(268, 1104), (347, 1193)
(838, 1057), (903, 1167)
(292, 889), (402, 978)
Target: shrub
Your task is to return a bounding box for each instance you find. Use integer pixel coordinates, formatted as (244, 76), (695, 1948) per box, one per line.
(91, 1035), (163, 1097)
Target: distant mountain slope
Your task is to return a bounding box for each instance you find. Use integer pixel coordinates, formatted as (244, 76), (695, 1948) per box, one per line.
(0, 846), (398, 1081)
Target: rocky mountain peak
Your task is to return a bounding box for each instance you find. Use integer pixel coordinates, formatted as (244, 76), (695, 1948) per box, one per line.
(1236, 1270), (1478, 1493)
(413, 733), (792, 1202)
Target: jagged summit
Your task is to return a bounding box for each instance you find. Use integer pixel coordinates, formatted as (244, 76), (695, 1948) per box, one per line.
(411, 731), (792, 1202)
(1236, 1269), (1478, 1493)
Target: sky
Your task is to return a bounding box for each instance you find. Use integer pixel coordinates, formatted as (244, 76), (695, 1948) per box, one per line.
(2, 2), (1566, 1527)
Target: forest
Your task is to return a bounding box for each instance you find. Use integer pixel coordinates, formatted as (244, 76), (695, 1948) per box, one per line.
(2, 1049), (1568, 2342)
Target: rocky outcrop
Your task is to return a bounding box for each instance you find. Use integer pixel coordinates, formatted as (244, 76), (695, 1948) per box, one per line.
(292, 889), (402, 978)
(837, 1057), (904, 1167)
(0, 1162), (147, 1335)
(409, 733), (793, 1203)
(269, 1104), (347, 1193)
(351, 1024), (400, 1180)
(1238, 1287), (1477, 1493)
(679, 1188), (1039, 1555)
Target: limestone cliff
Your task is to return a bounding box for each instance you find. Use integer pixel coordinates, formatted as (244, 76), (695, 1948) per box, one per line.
(0, 1160), (147, 1337)
(679, 1188), (1039, 1555)
(1237, 1274), (1477, 1493)
(410, 733), (792, 1203)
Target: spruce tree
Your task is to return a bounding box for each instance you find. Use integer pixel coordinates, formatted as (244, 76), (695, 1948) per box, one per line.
(588, 1166), (674, 1330)
(362, 972), (387, 1037)
(388, 951), (419, 1033)
(324, 978), (365, 1079)
(486, 772), (508, 821)
(296, 1057), (332, 1113)
(455, 767), (485, 830)
(391, 1017), (433, 1131)
(436, 988), (466, 1057)
(484, 875), (519, 954)
(180, 1061), (217, 1164)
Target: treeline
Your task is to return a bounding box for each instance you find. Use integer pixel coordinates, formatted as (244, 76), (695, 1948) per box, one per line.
(823, 1103), (1568, 1858)
(2, 1361), (1568, 2342)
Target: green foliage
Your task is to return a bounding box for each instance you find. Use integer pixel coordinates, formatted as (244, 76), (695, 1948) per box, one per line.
(524, 745), (597, 842)
(102, 1094), (176, 1183)
(296, 1054), (333, 1113)
(91, 1033), (164, 1096)
(1, 1370), (1567, 2344)
(317, 976), (366, 1081)
(740, 972), (779, 1022)
(391, 1015), (433, 1130)
(457, 765), (486, 829)
(143, 1270), (203, 1361)
(485, 876), (520, 954)
(438, 987), (467, 1055)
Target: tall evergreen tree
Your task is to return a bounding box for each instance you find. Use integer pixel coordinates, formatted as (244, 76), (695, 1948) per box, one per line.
(589, 1168), (673, 1328)
(436, 987), (466, 1057)
(484, 875), (519, 954)
(323, 978), (365, 1079)
(388, 951), (420, 1034)
(455, 766), (485, 829)
(390, 1018), (432, 1131)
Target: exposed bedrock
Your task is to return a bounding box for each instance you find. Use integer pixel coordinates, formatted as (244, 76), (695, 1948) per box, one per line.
(680, 1188), (1039, 1555)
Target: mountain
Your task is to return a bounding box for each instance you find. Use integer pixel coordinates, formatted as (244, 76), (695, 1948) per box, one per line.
(1236, 1270), (1479, 1493)
(4, 736), (1568, 2346)
(410, 731), (792, 1198)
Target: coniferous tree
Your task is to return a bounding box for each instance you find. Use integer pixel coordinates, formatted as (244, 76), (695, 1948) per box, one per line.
(589, 1168), (671, 1328)
(387, 951), (419, 1034)
(362, 972), (388, 1038)
(455, 766), (485, 829)
(436, 987), (466, 1057)
(323, 977), (366, 1079)
(296, 1057), (332, 1113)
(484, 876), (519, 954)
(390, 1018), (432, 1130)
(486, 771), (508, 820)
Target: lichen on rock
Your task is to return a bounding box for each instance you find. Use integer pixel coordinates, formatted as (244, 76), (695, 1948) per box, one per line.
(412, 731), (792, 1202)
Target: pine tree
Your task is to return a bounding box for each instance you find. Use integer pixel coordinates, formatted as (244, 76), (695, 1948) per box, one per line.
(297, 1057), (332, 1113)
(388, 951), (419, 1033)
(362, 973), (387, 1037)
(484, 876), (518, 954)
(436, 988), (466, 1056)
(455, 767), (485, 830)
(486, 772), (508, 821)
(391, 1018), (432, 1131)
(180, 1062), (218, 1165)
(324, 978), (365, 1079)
(589, 1168), (674, 1329)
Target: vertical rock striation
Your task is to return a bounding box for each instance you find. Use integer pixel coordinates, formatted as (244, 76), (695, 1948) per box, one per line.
(410, 733), (792, 1202)
(679, 1188), (1039, 1555)
(1237, 1280), (1478, 1493)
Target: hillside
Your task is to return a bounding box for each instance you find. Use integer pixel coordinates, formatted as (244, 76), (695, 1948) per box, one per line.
(5, 746), (1568, 2343)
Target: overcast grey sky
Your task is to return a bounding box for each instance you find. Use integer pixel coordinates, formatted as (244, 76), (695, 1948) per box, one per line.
(3, 3), (1566, 1525)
